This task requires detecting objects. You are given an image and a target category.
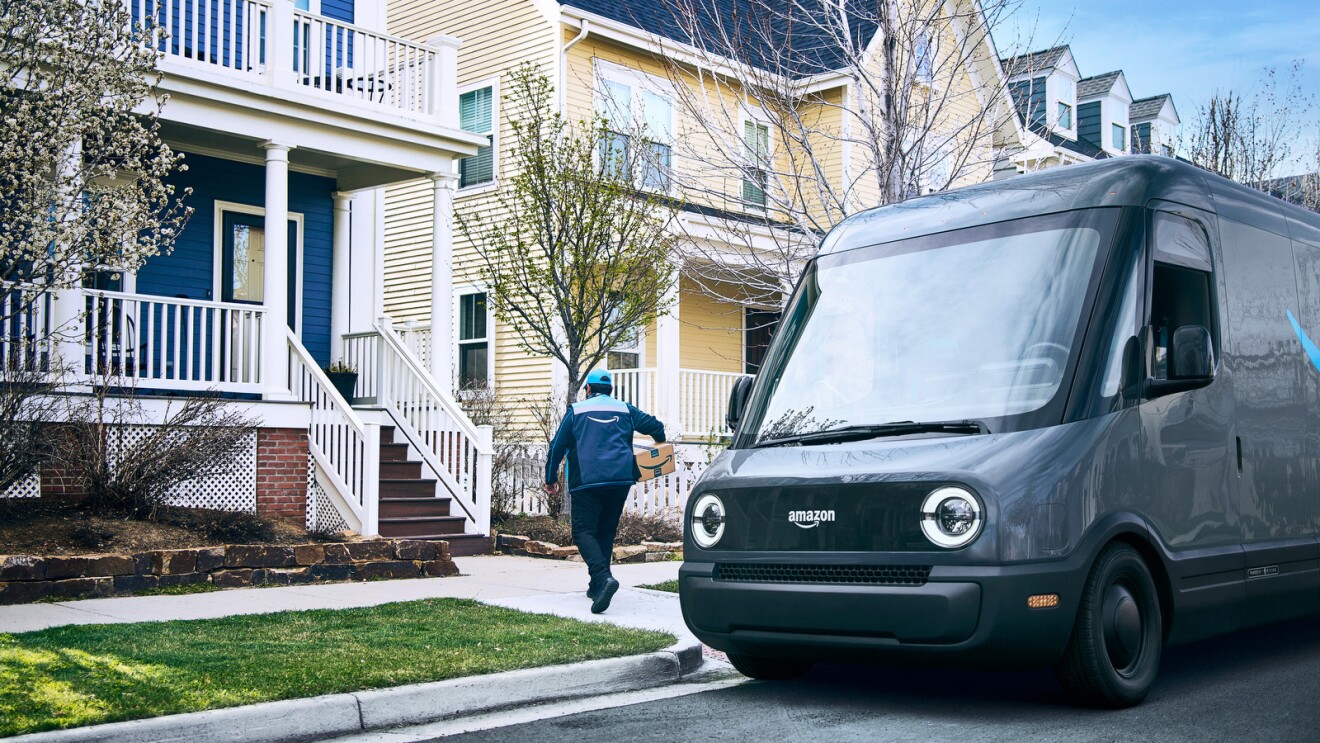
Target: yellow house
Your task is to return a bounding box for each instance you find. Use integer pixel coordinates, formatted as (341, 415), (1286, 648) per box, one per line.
(382, 0), (1022, 443)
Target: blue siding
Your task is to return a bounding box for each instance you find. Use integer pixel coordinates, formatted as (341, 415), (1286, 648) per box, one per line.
(1009, 77), (1047, 130)
(1078, 102), (1102, 148)
(136, 152), (336, 367)
(321, 0), (354, 23)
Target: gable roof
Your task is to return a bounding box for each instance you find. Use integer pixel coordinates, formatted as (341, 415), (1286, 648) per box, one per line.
(1000, 45), (1069, 78)
(1077, 71), (1124, 99)
(561, 1), (879, 77)
(1130, 94), (1176, 122)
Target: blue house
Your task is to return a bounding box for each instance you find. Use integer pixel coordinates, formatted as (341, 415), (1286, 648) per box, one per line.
(14, 0), (496, 554)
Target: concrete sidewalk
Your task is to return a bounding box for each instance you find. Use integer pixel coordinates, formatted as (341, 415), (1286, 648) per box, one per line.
(0, 554), (691, 642)
(4, 555), (713, 743)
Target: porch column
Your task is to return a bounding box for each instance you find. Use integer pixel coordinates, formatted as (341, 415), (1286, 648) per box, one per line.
(330, 191), (352, 360)
(262, 141), (294, 400)
(429, 172), (458, 393)
(655, 264), (682, 437)
(50, 138), (85, 374)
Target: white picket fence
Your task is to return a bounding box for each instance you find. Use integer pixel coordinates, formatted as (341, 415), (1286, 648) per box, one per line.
(501, 442), (707, 519)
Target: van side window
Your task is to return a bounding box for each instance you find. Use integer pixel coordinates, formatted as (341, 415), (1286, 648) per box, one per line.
(1150, 214), (1216, 381)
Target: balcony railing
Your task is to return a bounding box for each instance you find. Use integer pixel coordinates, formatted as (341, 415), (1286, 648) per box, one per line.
(79, 289), (264, 393)
(127, 0), (456, 123)
(678, 368), (747, 438)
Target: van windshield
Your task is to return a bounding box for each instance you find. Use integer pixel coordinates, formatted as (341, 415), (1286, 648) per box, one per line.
(743, 210), (1117, 444)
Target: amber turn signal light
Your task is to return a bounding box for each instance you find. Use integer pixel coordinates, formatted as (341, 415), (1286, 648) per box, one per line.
(1027, 594), (1060, 609)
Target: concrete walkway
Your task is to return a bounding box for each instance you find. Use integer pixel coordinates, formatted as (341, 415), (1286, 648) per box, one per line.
(0, 555), (691, 643)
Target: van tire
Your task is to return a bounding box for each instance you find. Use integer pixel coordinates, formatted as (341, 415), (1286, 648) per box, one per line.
(726, 652), (813, 680)
(1055, 542), (1163, 708)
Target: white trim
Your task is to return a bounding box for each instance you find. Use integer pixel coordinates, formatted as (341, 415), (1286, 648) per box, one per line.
(594, 59), (678, 196)
(212, 200), (305, 334)
(453, 284), (496, 391)
(458, 77), (500, 193)
(174, 145), (338, 179)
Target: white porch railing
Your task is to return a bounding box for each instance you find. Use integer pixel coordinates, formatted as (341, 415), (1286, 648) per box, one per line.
(0, 282), (52, 373)
(341, 319), (492, 535)
(287, 330), (380, 535)
(608, 368), (657, 414)
(79, 289), (263, 393)
(395, 322), (432, 369)
(128, 0), (453, 122)
(679, 368), (748, 439)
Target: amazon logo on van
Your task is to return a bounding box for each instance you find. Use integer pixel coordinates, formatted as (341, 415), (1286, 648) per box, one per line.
(1287, 310), (1320, 372)
(788, 510), (837, 529)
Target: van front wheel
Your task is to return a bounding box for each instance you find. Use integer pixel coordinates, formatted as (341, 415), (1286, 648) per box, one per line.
(726, 651), (813, 680)
(1055, 543), (1163, 708)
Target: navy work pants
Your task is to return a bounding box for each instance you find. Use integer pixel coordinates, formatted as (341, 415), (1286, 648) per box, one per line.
(570, 484), (631, 590)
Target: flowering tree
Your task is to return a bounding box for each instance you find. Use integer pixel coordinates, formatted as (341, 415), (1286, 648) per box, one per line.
(0, 0), (190, 327)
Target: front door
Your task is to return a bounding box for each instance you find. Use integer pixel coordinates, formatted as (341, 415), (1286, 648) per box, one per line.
(221, 211), (299, 331)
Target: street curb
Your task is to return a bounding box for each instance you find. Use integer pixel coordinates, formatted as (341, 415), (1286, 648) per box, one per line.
(9, 641), (705, 743)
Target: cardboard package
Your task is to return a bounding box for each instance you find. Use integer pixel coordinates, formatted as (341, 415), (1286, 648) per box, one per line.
(635, 442), (676, 482)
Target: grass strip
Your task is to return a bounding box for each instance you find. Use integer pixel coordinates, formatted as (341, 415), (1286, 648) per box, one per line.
(0, 598), (674, 737)
(639, 579), (679, 593)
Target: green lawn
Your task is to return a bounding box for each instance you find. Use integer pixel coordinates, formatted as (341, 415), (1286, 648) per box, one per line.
(0, 598), (674, 737)
(639, 579), (679, 593)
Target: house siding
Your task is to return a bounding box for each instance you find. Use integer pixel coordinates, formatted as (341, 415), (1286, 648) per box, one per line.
(321, 0), (354, 23)
(1010, 77), (1047, 130)
(1077, 101), (1102, 148)
(136, 152), (336, 367)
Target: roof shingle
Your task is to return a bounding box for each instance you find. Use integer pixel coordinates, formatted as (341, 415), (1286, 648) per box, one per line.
(1077, 71), (1123, 100)
(1129, 94), (1172, 121)
(999, 45), (1069, 78)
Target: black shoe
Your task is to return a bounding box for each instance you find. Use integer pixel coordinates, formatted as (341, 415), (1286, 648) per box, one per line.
(591, 577), (620, 614)
(587, 583), (600, 600)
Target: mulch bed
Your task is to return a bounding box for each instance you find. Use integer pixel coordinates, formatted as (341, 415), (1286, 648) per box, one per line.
(0, 500), (327, 556)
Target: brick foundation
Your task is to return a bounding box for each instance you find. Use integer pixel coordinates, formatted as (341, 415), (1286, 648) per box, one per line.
(256, 428), (309, 523)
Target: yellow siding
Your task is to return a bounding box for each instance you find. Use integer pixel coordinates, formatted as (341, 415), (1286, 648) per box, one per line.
(678, 278), (744, 373)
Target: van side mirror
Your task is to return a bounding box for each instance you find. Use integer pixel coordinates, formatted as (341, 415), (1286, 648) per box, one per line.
(1145, 324), (1215, 397)
(1170, 325), (1214, 380)
(726, 375), (754, 433)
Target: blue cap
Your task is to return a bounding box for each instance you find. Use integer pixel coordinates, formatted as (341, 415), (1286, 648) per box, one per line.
(585, 369), (613, 388)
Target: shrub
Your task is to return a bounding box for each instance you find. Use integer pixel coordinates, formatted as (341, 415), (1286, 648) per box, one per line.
(496, 510), (681, 546)
(166, 508), (276, 543)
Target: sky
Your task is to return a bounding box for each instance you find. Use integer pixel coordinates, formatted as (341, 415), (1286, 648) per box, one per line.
(999, 0), (1320, 172)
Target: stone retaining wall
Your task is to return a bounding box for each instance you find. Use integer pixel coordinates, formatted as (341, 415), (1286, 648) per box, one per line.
(0, 539), (459, 605)
(496, 535), (682, 564)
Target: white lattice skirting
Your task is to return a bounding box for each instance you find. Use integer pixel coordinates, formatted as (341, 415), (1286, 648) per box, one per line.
(1, 427), (258, 512)
(306, 458), (350, 534)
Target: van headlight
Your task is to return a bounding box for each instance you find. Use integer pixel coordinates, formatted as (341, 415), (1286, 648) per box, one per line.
(690, 493), (725, 549)
(920, 487), (983, 548)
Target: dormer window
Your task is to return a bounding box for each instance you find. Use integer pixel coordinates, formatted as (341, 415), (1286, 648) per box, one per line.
(1112, 124), (1127, 152)
(1058, 102), (1073, 129)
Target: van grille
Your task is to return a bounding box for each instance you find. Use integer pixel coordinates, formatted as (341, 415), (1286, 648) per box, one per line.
(713, 563), (931, 586)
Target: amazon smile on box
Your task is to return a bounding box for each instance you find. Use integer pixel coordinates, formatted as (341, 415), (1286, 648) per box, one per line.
(635, 443), (676, 482)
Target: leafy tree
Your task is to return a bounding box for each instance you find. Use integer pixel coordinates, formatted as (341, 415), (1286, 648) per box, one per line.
(456, 64), (679, 399)
(0, 0), (190, 326)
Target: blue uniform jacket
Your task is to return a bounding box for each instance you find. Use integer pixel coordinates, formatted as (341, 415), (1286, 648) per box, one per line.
(545, 393), (666, 492)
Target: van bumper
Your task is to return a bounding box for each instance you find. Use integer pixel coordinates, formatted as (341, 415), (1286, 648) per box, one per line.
(679, 557), (1087, 668)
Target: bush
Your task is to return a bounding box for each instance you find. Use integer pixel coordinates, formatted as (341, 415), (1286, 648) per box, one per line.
(166, 509), (276, 543)
(497, 514), (573, 545)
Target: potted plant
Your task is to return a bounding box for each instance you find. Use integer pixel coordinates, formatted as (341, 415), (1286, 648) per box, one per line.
(324, 359), (358, 401)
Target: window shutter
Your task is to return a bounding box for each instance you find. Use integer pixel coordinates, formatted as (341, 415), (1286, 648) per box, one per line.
(459, 88), (494, 187)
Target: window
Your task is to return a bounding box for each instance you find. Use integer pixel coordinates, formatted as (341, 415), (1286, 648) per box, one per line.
(743, 120), (770, 208)
(914, 31), (933, 82)
(459, 86), (494, 188)
(1057, 101), (1072, 129)
(596, 69), (673, 192)
(1149, 213), (1215, 382)
(1112, 123), (1126, 152)
(457, 292), (490, 390)
(1162, 144), (1175, 157)
(604, 292), (642, 370)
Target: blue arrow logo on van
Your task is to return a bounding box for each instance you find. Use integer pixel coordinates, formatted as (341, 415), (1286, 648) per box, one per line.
(1287, 310), (1320, 372)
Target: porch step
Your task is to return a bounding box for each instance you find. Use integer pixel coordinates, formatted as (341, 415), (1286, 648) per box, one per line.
(380, 478), (437, 498)
(379, 442), (411, 462)
(381, 426), (397, 444)
(380, 496), (452, 519)
(378, 515), (467, 538)
(380, 460), (423, 479)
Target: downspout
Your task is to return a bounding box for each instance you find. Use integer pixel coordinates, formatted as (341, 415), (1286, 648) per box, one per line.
(560, 19), (590, 113)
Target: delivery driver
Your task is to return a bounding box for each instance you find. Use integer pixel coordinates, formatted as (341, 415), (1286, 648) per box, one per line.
(545, 369), (667, 613)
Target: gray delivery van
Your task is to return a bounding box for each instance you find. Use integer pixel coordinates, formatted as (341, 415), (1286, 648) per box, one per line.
(679, 156), (1320, 707)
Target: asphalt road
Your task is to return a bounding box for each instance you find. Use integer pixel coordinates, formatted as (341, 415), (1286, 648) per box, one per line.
(440, 614), (1320, 743)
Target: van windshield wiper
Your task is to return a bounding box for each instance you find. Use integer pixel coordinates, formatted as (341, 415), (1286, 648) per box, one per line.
(754, 420), (989, 448)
